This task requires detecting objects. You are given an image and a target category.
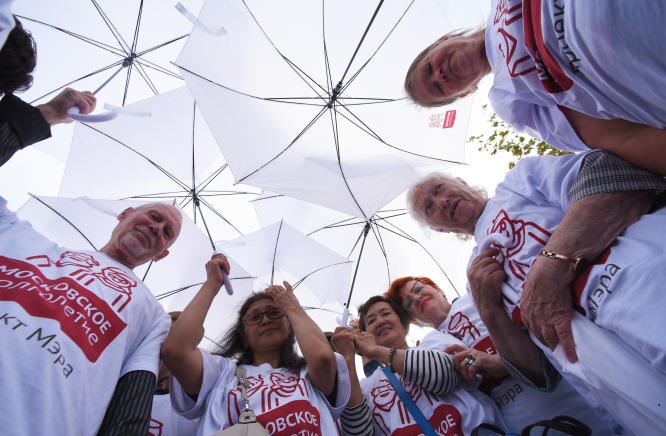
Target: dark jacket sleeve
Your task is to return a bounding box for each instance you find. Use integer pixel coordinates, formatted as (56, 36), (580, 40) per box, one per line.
(96, 370), (157, 436)
(0, 93), (51, 166)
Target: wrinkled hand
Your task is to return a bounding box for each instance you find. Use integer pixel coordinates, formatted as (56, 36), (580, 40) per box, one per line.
(331, 327), (357, 360)
(520, 256), (578, 362)
(353, 331), (378, 358)
(205, 253), (230, 289)
(37, 88), (96, 125)
(467, 248), (506, 312)
(265, 281), (301, 314)
(444, 344), (508, 383)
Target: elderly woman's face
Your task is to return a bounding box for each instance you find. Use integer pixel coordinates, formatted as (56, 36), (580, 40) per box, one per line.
(412, 178), (485, 234)
(408, 35), (488, 106)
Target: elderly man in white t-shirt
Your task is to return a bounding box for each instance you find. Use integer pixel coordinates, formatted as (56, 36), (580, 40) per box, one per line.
(0, 198), (183, 435)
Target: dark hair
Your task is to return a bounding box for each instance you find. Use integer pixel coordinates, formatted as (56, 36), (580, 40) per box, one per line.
(357, 295), (411, 334)
(0, 17), (37, 95)
(213, 292), (305, 372)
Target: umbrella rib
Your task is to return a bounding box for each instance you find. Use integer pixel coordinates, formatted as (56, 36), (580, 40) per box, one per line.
(30, 196), (98, 250)
(239, 1), (330, 100)
(374, 217), (461, 296)
(83, 124), (190, 191)
(195, 164), (229, 194)
(195, 196), (246, 237)
(91, 0), (132, 53)
(129, 59), (160, 96)
(28, 61), (125, 104)
(16, 15), (126, 57)
(239, 106), (330, 183)
(337, 2), (414, 95)
(270, 221), (284, 285)
(291, 260), (354, 290)
(345, 222), (372, 309)
(335, 0), (385, 89)
(336, 103), (467, 164)
(328, 106), (369, 220)
(174, 63), (325, 106)
(130, 0), (144, 53)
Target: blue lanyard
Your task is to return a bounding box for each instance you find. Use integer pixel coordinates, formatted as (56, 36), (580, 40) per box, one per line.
(381, 366), (439, 436)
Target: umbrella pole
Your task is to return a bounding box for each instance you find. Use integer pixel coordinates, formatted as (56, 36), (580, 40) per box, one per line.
(345, 221), (372, 310)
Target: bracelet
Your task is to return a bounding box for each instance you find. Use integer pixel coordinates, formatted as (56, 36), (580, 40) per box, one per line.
(538, 249), (586, 274)
(388, 346), (397, 373)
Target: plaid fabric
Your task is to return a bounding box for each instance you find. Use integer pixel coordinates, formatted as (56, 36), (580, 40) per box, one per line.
(569, 151), (666, 203)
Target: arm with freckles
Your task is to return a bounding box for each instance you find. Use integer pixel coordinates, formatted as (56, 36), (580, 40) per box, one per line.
(521, 189), (656, 362)
(271, 282), (337, 396)
(467, 248), (550, 387)
(566, 108), (666, 176)
(161, 254), (229, 396)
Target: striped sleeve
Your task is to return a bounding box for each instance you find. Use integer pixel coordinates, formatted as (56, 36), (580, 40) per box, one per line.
(402, 349), (459, 397)
(341, 397), (374, 436)
(0, 93), (51, 166)
(96, 370), (156, 436)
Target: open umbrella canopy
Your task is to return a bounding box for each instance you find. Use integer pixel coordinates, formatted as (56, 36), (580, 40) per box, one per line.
(57, 86), (261, 243)
(252, 192), (473, 316)
(176, 0), (475, 219)
(215, 220), (354, 332)
(14, 0), (203, 107)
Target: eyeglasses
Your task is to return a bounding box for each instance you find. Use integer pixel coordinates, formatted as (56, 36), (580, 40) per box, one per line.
(243, 309), (284, 325)
(402, 281), (423, 312)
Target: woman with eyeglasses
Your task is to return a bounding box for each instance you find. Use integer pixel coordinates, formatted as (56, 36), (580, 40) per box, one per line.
(161, 253), (351, 436)
(385, 276), (617, 434)
(332, 295), (505, 436)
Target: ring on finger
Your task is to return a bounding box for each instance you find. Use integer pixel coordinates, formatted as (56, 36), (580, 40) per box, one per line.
(463, 354), (475, 367)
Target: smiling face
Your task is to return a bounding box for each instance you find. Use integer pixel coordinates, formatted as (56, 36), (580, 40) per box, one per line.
(104, 203), (182, 269)
(362, 301), (408, 348)
(242, 299), (290, 354)
(406, 31), (490, 106)
(398, 280), (450, 327)
(410, 177), (486, 235)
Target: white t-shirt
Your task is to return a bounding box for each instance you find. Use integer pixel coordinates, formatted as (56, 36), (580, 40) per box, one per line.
(443, 294), (615, 433)
(469, 152), (666, 431)
(170, 349), (351, 436)
(360, 330), (505, 436)
(149, 392), (200, 436)
(487, 0), (666, 153)
(0, 197), (171, 435)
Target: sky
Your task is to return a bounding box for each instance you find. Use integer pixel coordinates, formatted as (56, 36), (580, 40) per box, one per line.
(0, 0), (516, 345)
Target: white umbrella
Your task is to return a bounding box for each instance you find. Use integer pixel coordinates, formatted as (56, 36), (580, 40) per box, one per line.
(252, 192), (471, 318)
(15, 195), (256, 342)
(215, 220), (355, 333)
(57, 86), (261, 243)
(14, 1), (202, 107)
(176, 0), (475, 220)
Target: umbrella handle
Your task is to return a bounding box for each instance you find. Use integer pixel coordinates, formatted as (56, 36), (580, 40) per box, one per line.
(336, 307), (353, 330)
(67, 104), (151, 123)
(223, 272), (233, 295)
(67, 105), (119, 123)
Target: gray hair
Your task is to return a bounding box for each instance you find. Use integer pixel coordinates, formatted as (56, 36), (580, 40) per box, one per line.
(406, 172), (487, 236)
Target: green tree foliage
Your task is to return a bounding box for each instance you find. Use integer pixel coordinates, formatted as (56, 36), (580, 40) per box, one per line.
(468, 104), (569, 169)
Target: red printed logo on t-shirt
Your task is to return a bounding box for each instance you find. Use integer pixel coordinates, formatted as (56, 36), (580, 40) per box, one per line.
(226, 371), (322, 435)
(0, 255), (128, 362)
